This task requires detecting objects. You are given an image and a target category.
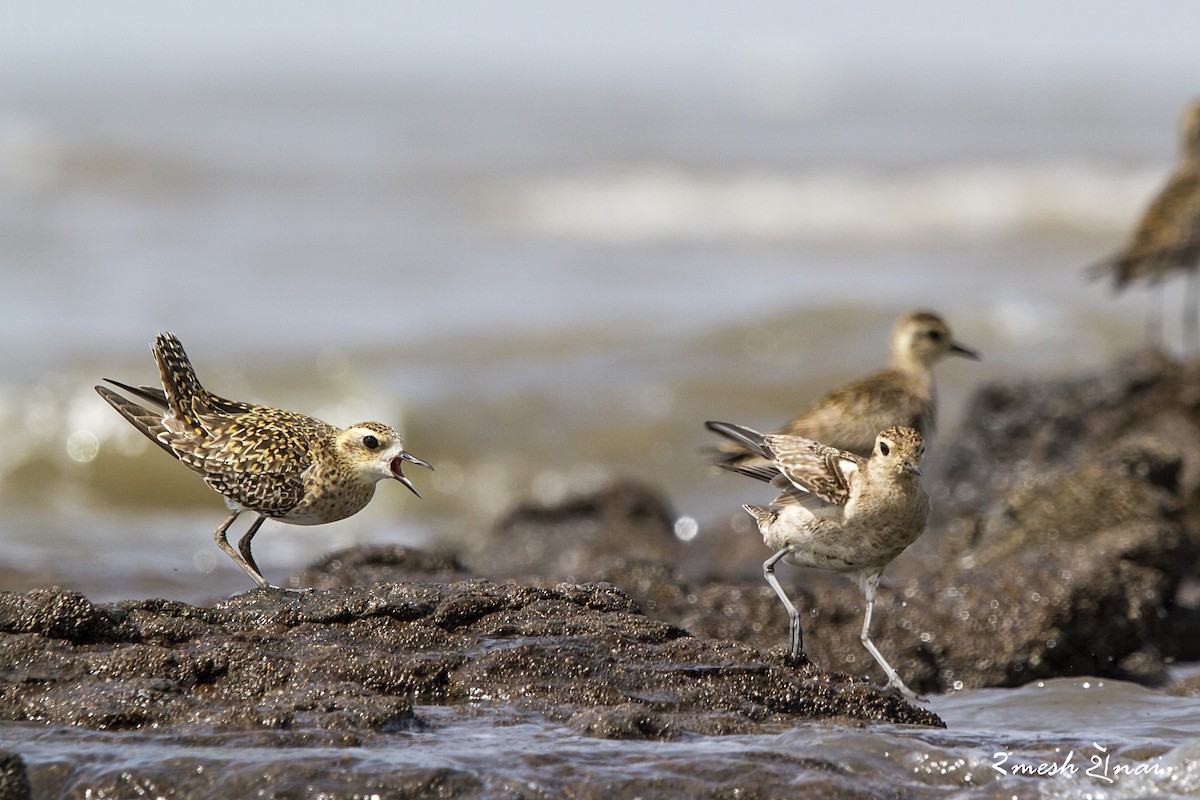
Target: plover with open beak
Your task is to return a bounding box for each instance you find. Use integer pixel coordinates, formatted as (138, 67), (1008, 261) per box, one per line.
(96, 332), (431, 589)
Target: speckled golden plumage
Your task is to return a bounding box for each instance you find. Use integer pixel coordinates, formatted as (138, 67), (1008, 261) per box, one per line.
(706, 421), (930, 702)
(716, 311), (977, 467)
(96, 332), (431, 589)
(1092, 101), (1200, 342)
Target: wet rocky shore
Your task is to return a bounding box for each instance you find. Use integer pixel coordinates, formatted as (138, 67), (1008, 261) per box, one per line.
(0, 579), (935, 797)
(2, 348), (1199, 798)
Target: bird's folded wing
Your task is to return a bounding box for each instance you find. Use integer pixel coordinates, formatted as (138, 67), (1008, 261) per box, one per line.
(763, 434), (861, 506)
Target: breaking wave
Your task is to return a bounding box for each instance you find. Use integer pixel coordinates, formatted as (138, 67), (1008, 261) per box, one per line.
(489, 162), (1162, 244)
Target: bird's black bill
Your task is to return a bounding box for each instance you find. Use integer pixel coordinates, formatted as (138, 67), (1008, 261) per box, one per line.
(400, 451), (434, 471)
(950, 343), (981, 360)
(390, 452), (432, 498)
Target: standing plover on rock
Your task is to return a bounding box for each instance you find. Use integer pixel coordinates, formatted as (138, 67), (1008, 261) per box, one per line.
(716, 311), (977, 467)
(96, 332), (431, 589)
(1091, 101), (1200, 345)
(707, 420), (931, 702)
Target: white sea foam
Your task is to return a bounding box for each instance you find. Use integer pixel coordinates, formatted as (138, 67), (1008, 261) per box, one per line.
(489, 163), (1161, 244)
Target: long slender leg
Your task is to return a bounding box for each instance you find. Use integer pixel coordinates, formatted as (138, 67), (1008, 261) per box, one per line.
(212, 510), (271, 589)
(236, 516), (269, 588)
(858, 570), (922, 703)
(763, 547), (802, 656)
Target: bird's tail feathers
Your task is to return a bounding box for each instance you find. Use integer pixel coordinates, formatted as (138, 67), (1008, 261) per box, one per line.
(705, 421), (774, 462)
(101, 378), (168, 410)
(94, 385), (177, 457)
(716, 461), (778, 484)
(742, 504), (776, 530)
(153, 332), (212, 431)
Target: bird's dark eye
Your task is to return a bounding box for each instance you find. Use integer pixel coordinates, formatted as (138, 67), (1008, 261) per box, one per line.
(362, 435), (380, 450)
(926, 330), (943, 341)
(879, 441), (890, 456)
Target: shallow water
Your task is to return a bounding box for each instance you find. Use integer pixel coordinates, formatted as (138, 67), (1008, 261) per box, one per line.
(3, 675), (1199, 797)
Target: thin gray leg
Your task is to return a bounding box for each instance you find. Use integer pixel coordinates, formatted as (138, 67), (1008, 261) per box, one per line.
(763, 547), (802, 656)
(212, 510), (271, 589)
(236, 515), (270, 588)
(858, 571), (923, 703)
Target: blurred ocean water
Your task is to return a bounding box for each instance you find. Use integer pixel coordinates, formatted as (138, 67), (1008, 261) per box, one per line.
(1, 0), (1197, 596)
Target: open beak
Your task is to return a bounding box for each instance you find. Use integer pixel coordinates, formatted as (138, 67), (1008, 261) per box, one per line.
(950, 341), (981, 360)
(389, 451), (433, 498)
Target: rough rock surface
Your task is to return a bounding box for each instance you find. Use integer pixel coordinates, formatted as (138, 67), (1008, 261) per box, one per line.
(473, 478), (684, 579)
(0, 582), (936, 740)
(932, 348), (1200, 525)
(921, 348), (1200, 683)
(290, 542), (471, 589)
(478, 349), (1200, 693)
(0, 579), (938, 796)
(0, 752), (30, 800)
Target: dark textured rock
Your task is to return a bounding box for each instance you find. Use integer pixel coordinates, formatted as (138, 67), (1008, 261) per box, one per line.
(0, 576), (939, 795)
(577, 352), (1200, 694)
(291, 544), (470, 589)
(0, 752), (30, 800)
(914, 349), (1200, 686)
(476, 479), (682, 579)
(0, 582), (937, 746)
(0, 587), (129, 643)
(268, 353), (1200, 702)
(942, 435), (1183, 567)
(279, 348), (1200, 701)
(42, 759), (487, 800)
(930, 348), (1200, 528)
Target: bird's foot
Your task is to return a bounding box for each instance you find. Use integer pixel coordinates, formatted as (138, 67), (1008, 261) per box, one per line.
(881, 678), (927, 704)
(767, 646), (814, 670)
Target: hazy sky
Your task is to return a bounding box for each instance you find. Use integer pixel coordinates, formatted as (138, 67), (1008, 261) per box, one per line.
(4, 1), (1198, 90)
